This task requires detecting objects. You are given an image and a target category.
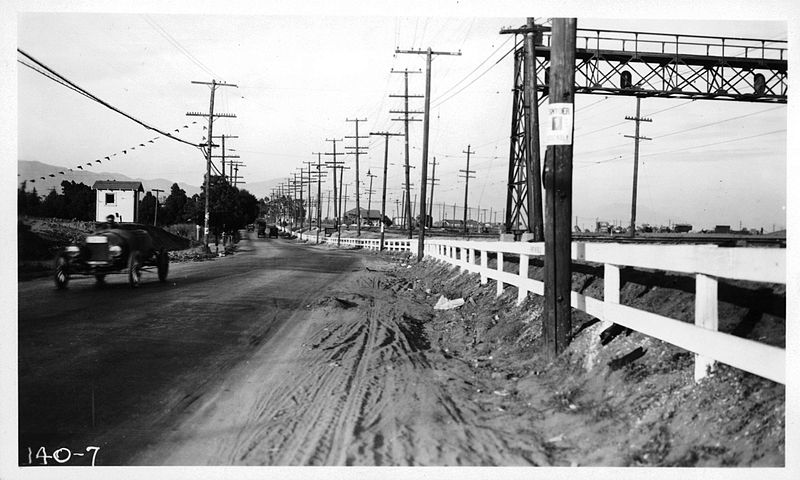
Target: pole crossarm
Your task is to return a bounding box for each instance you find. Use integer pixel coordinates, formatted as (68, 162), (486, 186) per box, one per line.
(504, 26), (787, 102)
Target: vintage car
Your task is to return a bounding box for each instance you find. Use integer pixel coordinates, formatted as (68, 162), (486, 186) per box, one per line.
(268, 225), (279, 238)
(54, 223), (169, 289)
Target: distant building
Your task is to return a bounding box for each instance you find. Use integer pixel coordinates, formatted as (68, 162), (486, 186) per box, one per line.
(344, 207), (383, 225)
(714, 225), (732, 234)
(673, 223), (693, 233)
(92, 180), (144, 222)
(441, 219), (464, 229)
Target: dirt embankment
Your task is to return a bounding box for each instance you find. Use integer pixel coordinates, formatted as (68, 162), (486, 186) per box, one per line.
(391, 253), (784, 466)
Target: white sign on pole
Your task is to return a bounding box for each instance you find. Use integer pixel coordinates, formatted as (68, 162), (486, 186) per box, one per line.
(544, 103), (574, 146)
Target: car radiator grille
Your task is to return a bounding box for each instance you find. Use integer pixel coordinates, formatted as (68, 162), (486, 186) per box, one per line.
(87, 243), (110, 261)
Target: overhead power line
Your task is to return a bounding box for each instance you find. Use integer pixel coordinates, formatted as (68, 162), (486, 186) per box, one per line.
(431, 35), (513, 104)
(18, 48), (200, 149)
(431, 39), (521, 109)
(142, 15), (221, 80)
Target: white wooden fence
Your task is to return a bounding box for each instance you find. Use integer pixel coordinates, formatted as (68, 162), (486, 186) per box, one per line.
(280, 227), (786, 384)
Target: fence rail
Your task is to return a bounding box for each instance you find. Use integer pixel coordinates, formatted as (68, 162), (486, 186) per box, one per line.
(281, 227), (786, 384)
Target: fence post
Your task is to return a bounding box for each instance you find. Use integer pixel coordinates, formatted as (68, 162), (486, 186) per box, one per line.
(694, 273), (719, 381)
(496, 251), (505, 296)
(518, 253), (530, 305)
(480, 249), (488, 285)
(603, 263), (620, 329)
(469, 247), (476, 272)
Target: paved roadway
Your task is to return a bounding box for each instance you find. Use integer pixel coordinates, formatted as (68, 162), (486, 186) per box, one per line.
(17, 233), (362, 466)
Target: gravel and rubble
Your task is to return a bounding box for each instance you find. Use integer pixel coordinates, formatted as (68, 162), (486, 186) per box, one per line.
(380, 251), (785, 466)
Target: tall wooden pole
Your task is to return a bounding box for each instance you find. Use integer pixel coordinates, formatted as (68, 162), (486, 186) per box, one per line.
(396, 48), (461, 256)
(370, 132), (403, 250)
(417, 48), (433, 257)
(543, 18), (577, 359)
(524, 17), (545, 241)
(625, 96), (652, 237)
(428, 157), (438, 225)
(460, 146), (476, 233)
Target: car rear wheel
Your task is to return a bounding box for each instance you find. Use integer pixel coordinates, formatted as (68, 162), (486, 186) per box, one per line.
(54, 256), (70, 289)
(128, 251), (142, 287)
(157, 249), (169, 282)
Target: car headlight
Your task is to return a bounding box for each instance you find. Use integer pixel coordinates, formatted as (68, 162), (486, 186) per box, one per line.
(109, 245), (122, 257)
(65, 245), (80, 257)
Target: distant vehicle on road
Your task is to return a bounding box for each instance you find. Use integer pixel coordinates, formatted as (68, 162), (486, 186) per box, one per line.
(268, 225), (279, 238)
(54, 222), (168, 289)
(246, 223), (255, 232)
(256, 219), (267, 238)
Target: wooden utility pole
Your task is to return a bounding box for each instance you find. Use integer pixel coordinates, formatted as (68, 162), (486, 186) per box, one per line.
(303, 160), (315, 229)
(187, 79), (237, 249)
(459, 145), (476, 233)
(151, 188), (163, 226)
(396, 47), (461, 259)
(312, 152), (325, 242)
(324, 138), (345, 246)
(211, 134), (239, 182)
(345, 118), (369, 236)
(390, 68), (423, 239)
(370, 131), (403, 250)
(542, 18), (577, 359)
(625, 96), (652, 238)
(427, 156), (439, 227)
(524, 17), (545, 241)
(366, 169), (377, 224)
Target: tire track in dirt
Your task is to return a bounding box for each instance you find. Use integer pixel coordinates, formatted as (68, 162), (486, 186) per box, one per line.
(135, 261), (551, 465)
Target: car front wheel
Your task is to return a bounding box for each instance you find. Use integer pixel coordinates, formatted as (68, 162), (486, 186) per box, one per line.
(54, 256), (70, 289)
(157, 249), (169, 282)
(128, 251), (142, 287)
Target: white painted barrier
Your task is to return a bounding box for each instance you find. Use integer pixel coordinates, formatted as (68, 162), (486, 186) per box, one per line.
(277, 227), (786, 384)
(424, 238), (786, 385)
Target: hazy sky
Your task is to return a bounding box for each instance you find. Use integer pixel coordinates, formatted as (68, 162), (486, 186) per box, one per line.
(11, 1), (793, 231)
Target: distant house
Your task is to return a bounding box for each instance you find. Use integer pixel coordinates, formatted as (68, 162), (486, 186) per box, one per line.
(92, 180), (144, 222)
(344, 207), (383, 224)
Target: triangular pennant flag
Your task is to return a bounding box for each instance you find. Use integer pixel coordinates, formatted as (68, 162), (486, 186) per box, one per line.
(96, 160), (102, 163)
(183, 125), (188, 128)
(48, 174), (55, 177)
(123, 150), (127, 154)
(30, 179), (36, 183)
(105, 156), (110, 160)
(148, 140), (154, 143)
(77, 166), (83, 169)
(40, 176), (45, 180)
(203, 126), (207, 130)
(112, 153), (117, 156)
(86, 162), (92, 166)
(139, 143), (145, 147)
(174, 129), (179, 132)
(131, 146), (136, 150)
(192, 121), (197, 124)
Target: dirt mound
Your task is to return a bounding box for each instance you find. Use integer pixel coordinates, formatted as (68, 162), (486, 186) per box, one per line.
(388, 255), (785, 466)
